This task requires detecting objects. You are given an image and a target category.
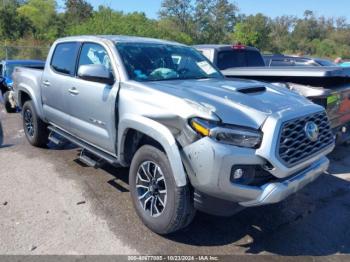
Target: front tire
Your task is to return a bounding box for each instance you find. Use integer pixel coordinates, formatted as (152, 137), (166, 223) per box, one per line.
(22, 100), (49, 148)
(129, 145), (195, 235)
(3, 91), (16, 113)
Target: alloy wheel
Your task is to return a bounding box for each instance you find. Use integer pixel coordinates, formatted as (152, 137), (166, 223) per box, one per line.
(24, 109), (34, 137)
(136, 161), (167, 217)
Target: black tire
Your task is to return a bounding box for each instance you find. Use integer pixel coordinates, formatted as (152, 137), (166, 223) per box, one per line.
(3, 91), (16, 113)
(22, 100), (49, 148)
(129, 145), (195, 235)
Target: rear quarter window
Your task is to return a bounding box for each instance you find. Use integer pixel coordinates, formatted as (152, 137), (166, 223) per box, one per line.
(217, 50), (265, 69)
(51, 42), (80, 76)
(270, 59), (295, 66)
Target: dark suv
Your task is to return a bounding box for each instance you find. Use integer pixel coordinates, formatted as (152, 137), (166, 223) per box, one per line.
(193, 44), (265, 70)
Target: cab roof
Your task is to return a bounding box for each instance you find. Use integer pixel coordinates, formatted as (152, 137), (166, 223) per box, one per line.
(56, 35), (184, 46)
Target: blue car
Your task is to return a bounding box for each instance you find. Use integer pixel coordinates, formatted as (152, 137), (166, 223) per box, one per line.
(0, 60), (45, 113)
(340, 62), (350, 67)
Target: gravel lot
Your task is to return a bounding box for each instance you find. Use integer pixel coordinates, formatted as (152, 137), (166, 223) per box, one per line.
(1, 105), (350, 256)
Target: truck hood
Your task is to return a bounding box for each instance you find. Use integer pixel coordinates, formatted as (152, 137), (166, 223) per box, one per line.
(145, 78), (313, 129)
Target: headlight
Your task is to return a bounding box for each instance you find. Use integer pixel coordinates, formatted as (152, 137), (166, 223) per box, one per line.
(190, 118), (262, 148)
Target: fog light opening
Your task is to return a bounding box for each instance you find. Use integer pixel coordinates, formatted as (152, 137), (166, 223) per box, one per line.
(233, 168), (244, 179)
(230, 165), (276, 186)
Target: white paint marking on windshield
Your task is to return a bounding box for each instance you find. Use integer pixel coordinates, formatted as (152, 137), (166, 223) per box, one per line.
(197, 61), (216, 75)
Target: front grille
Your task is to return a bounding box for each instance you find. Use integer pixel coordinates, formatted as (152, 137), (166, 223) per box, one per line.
(278, 111), (334, 167)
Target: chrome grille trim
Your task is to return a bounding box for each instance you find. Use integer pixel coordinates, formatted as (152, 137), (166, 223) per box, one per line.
(277, 111), (334, 167)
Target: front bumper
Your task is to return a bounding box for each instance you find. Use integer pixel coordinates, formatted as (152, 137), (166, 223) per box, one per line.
(182, 137), (332, 206)
(239, 156), (329, 207)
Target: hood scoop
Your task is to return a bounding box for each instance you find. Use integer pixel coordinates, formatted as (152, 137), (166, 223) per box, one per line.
(221, 84), (266, 94)
(237, 86), (266, 94)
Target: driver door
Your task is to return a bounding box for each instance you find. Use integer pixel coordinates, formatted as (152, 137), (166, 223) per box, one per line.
(67, 42), (118, 154)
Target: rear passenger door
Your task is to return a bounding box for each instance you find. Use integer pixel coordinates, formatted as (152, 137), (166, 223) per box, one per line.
(67, 42), (117, 153)
(42, 42), (80, 130)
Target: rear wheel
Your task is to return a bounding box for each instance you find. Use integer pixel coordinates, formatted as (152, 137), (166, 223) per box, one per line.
(129, 145), (195, 235)
(3, 91), (16, 113)
(22, 100), (49, 148)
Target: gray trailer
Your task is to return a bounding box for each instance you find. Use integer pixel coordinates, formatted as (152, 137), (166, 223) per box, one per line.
(195, 44), (350, 144)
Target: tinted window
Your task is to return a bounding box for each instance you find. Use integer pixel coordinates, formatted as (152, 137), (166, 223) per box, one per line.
(316, 60), (336, 67)
(217, 50), (265, 70)
(270, 59), (294, 66)
(246, 51), (265, 66)
(294, 58), (319, 67)
(51, 42), (80, 75)
(78, 43), (112, 72)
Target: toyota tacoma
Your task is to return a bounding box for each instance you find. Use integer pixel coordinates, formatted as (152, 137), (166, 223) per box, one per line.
(13, 36), (335, 234)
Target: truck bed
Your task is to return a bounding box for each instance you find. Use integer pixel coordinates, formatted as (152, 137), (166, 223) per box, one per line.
(12, 67), (44, 113)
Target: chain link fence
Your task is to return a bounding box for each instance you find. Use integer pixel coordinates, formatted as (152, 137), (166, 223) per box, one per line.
(0, 46), (50, 61)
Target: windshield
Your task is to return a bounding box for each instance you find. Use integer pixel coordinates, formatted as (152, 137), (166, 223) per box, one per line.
(317, 60), (337, 67)
(116, 43), (222, 81)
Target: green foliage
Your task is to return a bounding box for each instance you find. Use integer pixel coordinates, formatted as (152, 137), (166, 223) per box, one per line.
(159, 0), (194, 35)
(194, 0), (238, 43)
(17, 0), (61, 40)
(1, 0), (350, 60)
(67, 7), (156, 36)
(0, 2), (33, 40)
(232, 22), (258, 46)
(232, 14), (271, 50)
(64, 0), (93, 26)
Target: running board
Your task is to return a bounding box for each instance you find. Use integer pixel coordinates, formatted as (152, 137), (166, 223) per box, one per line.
(48, 132), (65, 146)
(79, 150), (99, 168)
(48, 126), (119, 166)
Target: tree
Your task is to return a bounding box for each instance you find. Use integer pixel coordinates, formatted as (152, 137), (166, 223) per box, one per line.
(0, 1), (33, 40)
(17, 0), (59, 40)
(291, 10), (323, 52)
(269, 16), (296, 53)
(159, 0), (194, 35)
(194, 0), (238, 43)
(64, 0), (93, 25)
(232, 13), (271, 50)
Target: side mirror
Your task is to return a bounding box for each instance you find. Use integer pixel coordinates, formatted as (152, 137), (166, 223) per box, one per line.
(78, 64), (115, 85)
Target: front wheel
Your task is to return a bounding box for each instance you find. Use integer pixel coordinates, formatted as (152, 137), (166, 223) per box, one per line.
(129, 145), (195, 235)
(22, 100), (49, 148)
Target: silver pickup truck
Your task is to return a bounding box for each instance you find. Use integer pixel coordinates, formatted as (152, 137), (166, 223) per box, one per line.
(13, 35), (335, 234)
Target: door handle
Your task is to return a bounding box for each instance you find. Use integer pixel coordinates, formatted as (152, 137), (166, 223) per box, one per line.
(43, 80), (50, 87)
(68, 87), (79, 95)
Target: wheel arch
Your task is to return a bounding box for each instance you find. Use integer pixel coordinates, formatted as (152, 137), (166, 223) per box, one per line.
(118, 114), (188, 187)
(17, 88), (45, 120)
